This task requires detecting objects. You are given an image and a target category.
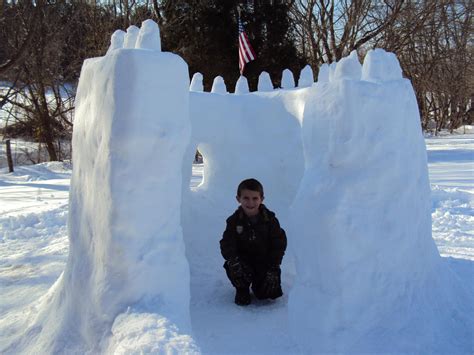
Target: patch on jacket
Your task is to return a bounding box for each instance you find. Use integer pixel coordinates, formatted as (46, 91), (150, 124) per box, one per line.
(236, 225), (243, 234)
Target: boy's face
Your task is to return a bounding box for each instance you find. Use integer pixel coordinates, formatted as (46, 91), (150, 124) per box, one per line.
(236, 189), (264, 217)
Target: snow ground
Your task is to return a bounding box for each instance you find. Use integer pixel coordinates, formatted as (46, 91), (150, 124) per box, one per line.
(0, 134), (473, 353)
(427, 134), (474, 260)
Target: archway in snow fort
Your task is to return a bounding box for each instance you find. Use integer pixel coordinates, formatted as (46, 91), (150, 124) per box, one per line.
(180, 79), (307, 323)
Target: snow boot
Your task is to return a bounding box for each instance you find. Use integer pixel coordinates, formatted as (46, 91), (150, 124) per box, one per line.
(235, 288), (251, 306)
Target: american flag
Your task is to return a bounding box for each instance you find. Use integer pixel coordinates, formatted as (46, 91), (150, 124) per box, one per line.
(238, 18), (256, 75)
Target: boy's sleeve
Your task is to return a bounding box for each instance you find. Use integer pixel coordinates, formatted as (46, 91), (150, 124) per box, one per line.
(220, 219), (238, 261)
(268, 217), (287, 266)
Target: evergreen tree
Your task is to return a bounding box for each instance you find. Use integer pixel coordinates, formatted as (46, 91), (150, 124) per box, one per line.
(160, 0), (302, 91)
(240, 0), (304, 89)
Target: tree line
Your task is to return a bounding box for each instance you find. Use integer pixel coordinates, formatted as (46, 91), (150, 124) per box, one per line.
(0, 0), (472, 162)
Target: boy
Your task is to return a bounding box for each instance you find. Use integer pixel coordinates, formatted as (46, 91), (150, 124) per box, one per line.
(220, 178), (287, 306)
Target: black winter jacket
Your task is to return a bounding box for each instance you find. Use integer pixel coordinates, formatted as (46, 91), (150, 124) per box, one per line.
(220, 204), (287, 267)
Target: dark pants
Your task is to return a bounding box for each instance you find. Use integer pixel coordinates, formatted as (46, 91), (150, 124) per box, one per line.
(224, 261), (283, 300)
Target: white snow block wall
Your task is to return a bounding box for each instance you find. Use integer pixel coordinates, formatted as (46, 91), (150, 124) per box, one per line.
(15, 21), (197, 354)
(288, 49), (467, 353)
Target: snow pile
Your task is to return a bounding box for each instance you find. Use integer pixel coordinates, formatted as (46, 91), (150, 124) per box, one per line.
(0, 208), (67, 240)
(106, 311), (199, 354)
(7, 20), (196, 354)
(288, 49), (472, 353)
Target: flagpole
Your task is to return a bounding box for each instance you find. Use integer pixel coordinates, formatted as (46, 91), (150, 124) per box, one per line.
(237, 5), (256, 76)
(237, 6), (243, 76)
(237, 6), (243, 75)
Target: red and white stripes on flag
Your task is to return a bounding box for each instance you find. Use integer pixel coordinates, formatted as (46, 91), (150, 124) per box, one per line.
(238, 18), (256, 74)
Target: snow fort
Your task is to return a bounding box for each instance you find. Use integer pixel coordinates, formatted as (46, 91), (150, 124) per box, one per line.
(12, 19), (471, 354)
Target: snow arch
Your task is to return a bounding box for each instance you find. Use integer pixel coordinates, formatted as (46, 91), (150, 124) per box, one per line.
(180, 85), (308, 309)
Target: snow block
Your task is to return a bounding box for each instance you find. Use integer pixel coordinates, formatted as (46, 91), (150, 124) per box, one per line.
(328, 61), (337, 82)
(362, 48), (403, 82)
(123, 25), (139, 49)
(257, 71), (273, 92)
(333, 50), (361, 81)
(106, 29), (125, 54)
(211, 76), (227, 94)
(298, 64), (314, 87)
(234, 75), (249, 94)
(317, 63), (330, 83)
(136, 19), (161, 50)
(190, 72), (204, 92)
(17, 26), (195, 353)
(288, 49), (470, 353)
(281, 68), (295, 89)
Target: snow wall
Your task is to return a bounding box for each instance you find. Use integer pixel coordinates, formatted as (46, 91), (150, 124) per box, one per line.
(10, 21), (199, 354)
(13, 20), (471, 354)
(288, 50), (471, 353)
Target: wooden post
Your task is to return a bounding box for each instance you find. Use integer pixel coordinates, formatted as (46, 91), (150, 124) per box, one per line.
(6, 139), (14, 172)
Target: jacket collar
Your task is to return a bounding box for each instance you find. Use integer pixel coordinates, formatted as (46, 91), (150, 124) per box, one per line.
(237, 204), (270, 222)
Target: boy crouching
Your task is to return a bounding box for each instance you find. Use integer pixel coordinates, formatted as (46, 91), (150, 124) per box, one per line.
(220, 178), (287, 306)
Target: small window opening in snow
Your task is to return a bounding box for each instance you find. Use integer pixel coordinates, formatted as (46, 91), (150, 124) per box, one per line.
(190, 147), (204, 189)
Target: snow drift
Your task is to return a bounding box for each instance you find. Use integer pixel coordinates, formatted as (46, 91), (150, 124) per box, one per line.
(9, 20), (471, 354)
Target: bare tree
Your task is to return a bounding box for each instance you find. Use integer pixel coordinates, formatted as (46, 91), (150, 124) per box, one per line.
(380, 0), (473, 133)
(290, 0), (406, 67)
(0, 1), (43, 76)
(0, 0), (43, 111)
(1, 1), (108, 161)
(290, 0), (473, 132)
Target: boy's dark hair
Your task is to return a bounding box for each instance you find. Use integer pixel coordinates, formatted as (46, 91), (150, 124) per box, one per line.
(237, 178), (264, 198)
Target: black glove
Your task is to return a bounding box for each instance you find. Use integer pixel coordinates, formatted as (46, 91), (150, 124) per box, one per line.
(226, 257), (252, 288)
(262, 265), (281, 298)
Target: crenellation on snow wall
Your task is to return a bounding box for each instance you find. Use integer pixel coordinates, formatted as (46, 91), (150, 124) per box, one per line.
(190, 62), (313, 94)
